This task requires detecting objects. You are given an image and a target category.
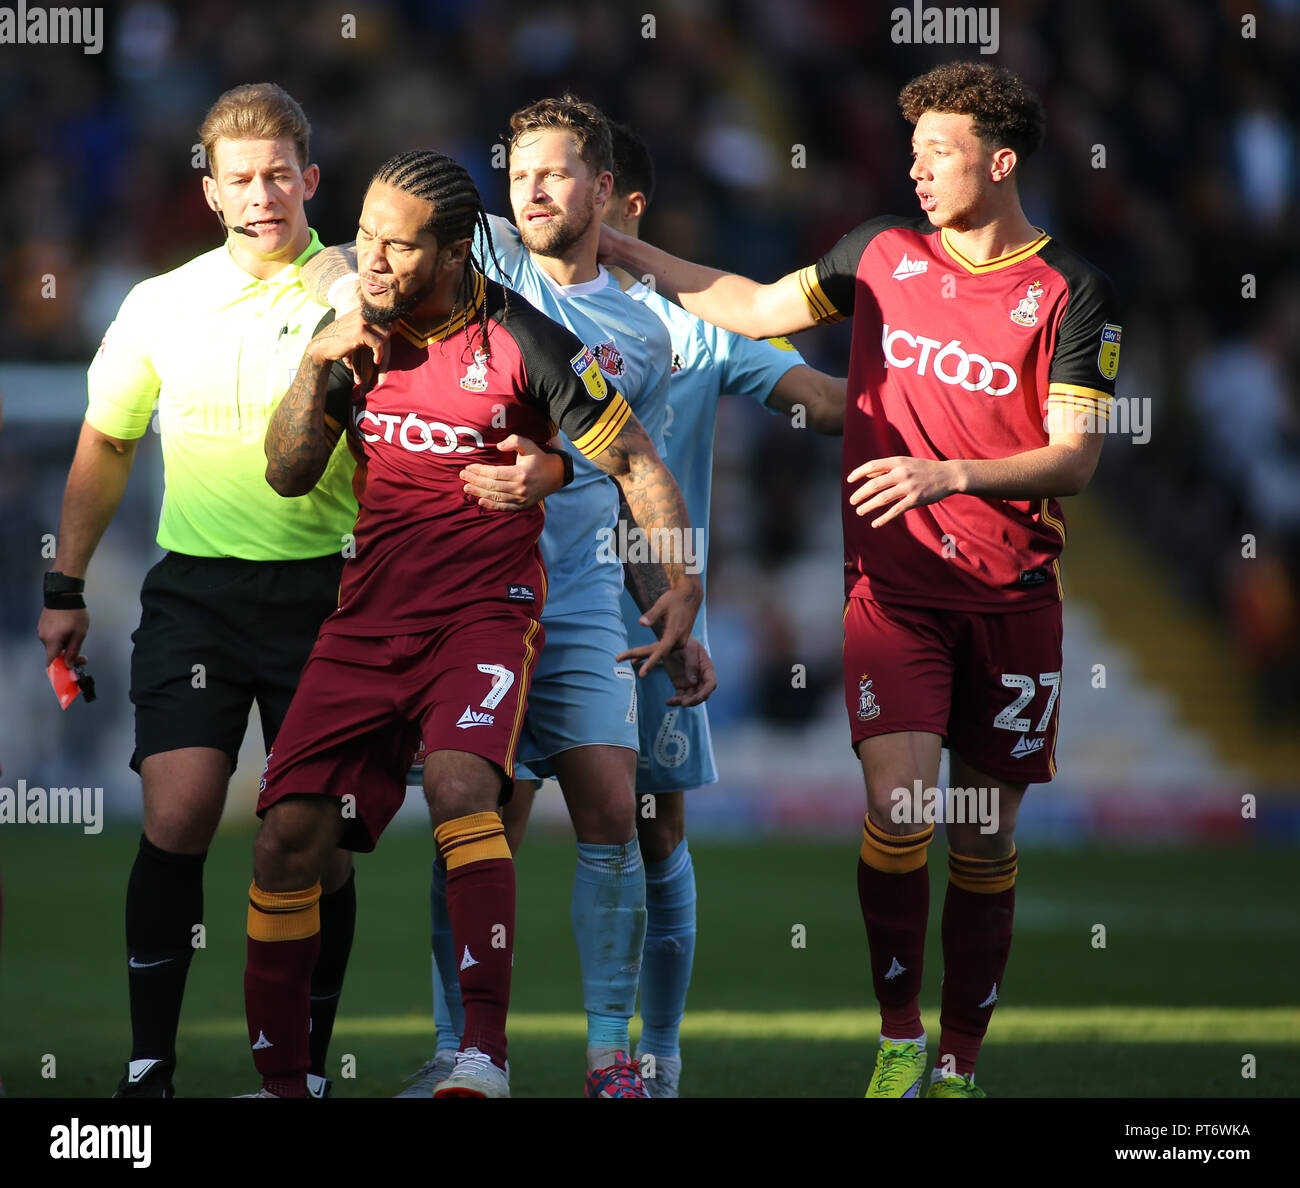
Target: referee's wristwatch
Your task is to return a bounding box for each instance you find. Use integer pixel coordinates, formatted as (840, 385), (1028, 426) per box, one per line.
(44, 571), (87, 610)
(540, 443), (575, 488)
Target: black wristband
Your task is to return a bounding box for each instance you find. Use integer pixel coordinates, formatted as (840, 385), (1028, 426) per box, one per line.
(44, 571), (86, 610)
(540, 443), (575, 487)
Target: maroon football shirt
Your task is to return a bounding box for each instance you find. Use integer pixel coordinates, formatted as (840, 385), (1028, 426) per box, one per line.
(319, 273), (631, 635)
(799, 217), (1122, 612)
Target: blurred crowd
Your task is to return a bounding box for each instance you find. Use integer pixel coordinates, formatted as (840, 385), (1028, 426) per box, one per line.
(2, 0), (1297, 727)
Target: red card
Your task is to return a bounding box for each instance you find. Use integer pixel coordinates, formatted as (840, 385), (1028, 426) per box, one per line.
(47, 657), (82, 709)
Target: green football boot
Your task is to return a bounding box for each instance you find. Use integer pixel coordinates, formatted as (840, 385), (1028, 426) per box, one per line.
(864, 1039), (927, 1098)
(925, 1071), (988, 1098)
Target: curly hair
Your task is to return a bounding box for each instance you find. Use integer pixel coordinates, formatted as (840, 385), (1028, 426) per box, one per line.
(898, 62), (1046, 160)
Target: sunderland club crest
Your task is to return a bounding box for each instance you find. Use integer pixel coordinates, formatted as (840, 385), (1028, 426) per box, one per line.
(596, 338), (626, 377)
(857, 675), (881, 722)
(1009, 280), (1044, 327)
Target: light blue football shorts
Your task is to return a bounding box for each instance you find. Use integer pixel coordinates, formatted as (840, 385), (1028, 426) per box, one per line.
(515, 609), (639, 782)
(633, 660), (719, 794)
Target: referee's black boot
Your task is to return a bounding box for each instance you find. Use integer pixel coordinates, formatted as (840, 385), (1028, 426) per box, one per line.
(112, 1057), (175, 1099)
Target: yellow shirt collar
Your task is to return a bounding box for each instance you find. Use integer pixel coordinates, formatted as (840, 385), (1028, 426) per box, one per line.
(222, 227), (323, 290)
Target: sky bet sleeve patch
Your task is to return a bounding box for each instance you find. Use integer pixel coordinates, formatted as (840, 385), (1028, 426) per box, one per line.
(1097, 323), (1122, 381)
(570, 346), (608, 401)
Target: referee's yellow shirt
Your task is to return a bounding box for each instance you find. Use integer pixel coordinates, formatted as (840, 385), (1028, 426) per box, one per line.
(86, 230), (358, 560)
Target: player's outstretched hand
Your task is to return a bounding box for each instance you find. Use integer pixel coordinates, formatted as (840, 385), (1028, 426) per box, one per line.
(659, 637), (717, 707)
(37, 607), (89, 668)
(460, 435), (567, 512)
(618, 575), (703, 676)
(847, 454), (960, 527)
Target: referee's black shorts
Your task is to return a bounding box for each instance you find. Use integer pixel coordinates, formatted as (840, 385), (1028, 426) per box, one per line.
(128, 551), (345, 773)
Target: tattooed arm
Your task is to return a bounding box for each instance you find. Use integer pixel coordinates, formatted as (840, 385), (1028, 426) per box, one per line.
(264, 354), (338, 497)
(588, 412), (703, 675)
(301, 243), (360, 310)
(265, 310), (388, 496)
(618, 487), (717, 705)
(618, 484), (671, 612)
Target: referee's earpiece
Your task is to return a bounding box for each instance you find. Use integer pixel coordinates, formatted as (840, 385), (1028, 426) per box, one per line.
(209, 197), (254, 237)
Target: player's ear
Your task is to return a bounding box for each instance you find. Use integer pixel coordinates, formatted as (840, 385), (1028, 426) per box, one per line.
(441, 237), (472, 269)
(301, 162), (321, 201)
(627, 191), (648, 222)
(595, 169), (615, 207)
(990, 146), (1018, 184)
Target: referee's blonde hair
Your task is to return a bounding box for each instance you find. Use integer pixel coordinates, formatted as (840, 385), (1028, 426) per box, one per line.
(199, 82), (311, 173)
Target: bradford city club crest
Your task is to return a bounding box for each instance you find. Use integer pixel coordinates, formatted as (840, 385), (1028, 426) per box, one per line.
(1009, 280), (1044, 327)
(596, 339), (626, 377)
(857, 675), (881, 722)
(460, 350), (490, 392)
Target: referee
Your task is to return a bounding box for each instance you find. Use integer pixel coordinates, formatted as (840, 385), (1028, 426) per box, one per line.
(37, 84), (361, 1099)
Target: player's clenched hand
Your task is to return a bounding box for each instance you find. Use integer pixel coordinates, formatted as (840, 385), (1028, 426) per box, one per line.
(37, 607), (89, 668)
(460, 435), (566, 512)
(618, 575), (703, 677)
(847, 455), (960, 527)
(306, 308), (389, 371)
(658, 637), (716, 707)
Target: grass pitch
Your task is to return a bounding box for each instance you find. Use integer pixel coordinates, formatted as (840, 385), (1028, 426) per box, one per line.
(1, 829), (1295, 1098)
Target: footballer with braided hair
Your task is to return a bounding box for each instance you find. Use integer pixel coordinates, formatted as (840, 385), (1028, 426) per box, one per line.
(360, 150), (506, 357)
(600, 60), (1123, 1098)
(246, 147), (700, 1098)
(303, 97), (715, 1099)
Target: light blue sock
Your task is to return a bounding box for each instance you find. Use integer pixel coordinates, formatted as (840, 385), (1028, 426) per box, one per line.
(572, 838), (647, 1052)
(429, 859), (463, 1050)
(638, 839), (696, 1057)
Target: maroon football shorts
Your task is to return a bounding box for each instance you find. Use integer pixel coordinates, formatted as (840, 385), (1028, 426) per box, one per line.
(842, 596), (1063, 785)
(257, 610), (543, 851)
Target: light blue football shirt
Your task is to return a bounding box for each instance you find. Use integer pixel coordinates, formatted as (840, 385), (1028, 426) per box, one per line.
(619, 281), (804, 651)
(476, 215), (671, 620)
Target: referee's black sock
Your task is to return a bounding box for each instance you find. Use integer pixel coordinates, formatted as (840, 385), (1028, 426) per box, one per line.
(309, 868), (356, 1078)
(125, 835), (206, 1064)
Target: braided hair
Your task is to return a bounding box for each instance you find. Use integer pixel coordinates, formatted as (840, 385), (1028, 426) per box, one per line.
(369, 149), (504, 355)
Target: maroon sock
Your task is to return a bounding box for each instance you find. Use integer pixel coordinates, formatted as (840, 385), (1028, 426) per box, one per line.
(437, 814), (514, 1069)
(244, 882), (321, 1098)
(937, 850), (1017, 1077)
(857, 818), (933, 1039)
